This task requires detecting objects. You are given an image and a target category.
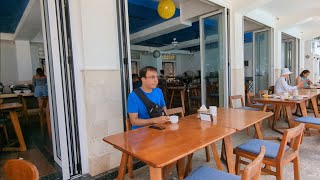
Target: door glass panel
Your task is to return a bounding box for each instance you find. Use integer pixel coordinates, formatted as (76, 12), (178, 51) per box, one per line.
(201, 13), (225, 107)
(254, 31), (269, 93)
(284, 40), (296, 84)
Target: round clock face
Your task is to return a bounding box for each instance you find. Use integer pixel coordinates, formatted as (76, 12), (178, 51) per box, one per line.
(306, 55), (310, 59)
(153, 50), (161, 58)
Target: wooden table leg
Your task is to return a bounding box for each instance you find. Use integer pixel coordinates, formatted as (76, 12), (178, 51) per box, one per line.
(210, 143), (223, 170)
(180, 90), (185, 114)
(3, 111), (27, 151)
(117, 152), (129, 180)
(170, 90), (175, 109)
(150, 166), (163, 180)
(223, 135), (235, 174)
(177, 158), (185, 180)
(310, 96), (320, 117)
(254, 122), (263, 139)
(184, 153), (193, 177)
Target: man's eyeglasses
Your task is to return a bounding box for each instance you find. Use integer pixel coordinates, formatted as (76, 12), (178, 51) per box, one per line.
(145, 76), (158, 80)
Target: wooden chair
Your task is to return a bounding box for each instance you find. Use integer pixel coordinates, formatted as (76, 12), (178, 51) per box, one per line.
(0, 98), (9, 145)
(3, 159), (39, 180)
(185, 146), (266, 180)
(230, 95), (260, 135)
(295, 116), (320, 135)
(234, 123), (305, 180)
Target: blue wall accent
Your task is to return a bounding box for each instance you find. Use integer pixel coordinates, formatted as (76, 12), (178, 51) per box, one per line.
(0, 0), (29, 33)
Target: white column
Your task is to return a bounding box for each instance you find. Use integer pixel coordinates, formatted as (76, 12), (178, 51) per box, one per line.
(273, 29), (282, 82)
(15, 40), (33, 82)
(230, 11), (244, 96)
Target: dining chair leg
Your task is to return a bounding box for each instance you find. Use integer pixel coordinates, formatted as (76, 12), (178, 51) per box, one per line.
(169, 90), (175, 109)
(293, 156), (300, 180)
(2, 125), (9, 143)
(235, 155), (240, 175)
(205, 146), (210, 162)
(127, 155), (133, 178)
(246, 127), (250, 135)
(276, 165), (283, 180)
(210, 143), (222, 170)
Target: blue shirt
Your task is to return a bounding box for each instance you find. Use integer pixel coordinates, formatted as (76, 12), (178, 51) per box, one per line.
(127, 87), (166, 129)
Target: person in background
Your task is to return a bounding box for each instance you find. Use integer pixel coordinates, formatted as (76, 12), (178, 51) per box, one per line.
(33, 68), (48, 108)
(127, 66), (169, 130)
(132, 74), (142, 89)
(160, 69), (166, 79)
(296, 70), (312, 88)
(274, 68), (304, 95)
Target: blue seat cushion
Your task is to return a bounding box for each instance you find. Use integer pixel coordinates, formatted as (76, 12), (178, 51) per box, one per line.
(295, 117), (320, 125)
(185, 165), (240, 180)
(253, 103), (272, 107)
(236, 139), (289, 159)
(235, 106), (260, 111)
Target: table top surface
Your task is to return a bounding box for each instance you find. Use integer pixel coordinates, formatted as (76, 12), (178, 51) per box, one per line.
(0, 103), (23, 110)
(196, 108), (273, 131)
(255, 89), (320, 104)
(0, 93), (34, 98)
(103, 114), (236, 168)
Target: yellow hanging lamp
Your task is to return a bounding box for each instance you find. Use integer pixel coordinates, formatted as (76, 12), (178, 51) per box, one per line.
(158, 0), (176, 19)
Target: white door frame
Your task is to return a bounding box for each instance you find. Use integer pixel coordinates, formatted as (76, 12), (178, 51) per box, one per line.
(200, 8), (229, 107)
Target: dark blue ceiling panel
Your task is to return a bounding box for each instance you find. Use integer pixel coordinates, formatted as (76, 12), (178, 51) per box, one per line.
(0, 0), (29, 33)
(244, 32), (253, 43)
(128, 0), (180, 34)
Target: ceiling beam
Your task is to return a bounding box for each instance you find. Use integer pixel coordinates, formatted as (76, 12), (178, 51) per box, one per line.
(130, 17), (192, 44)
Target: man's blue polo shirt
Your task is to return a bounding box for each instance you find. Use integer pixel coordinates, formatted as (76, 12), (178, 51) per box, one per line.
(127, 87), (166, 129)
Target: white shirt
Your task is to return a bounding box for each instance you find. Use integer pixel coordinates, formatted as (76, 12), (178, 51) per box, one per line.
(274, 77), (297, 95)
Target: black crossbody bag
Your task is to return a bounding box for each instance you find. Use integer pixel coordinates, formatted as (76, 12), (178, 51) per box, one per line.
(134, 88), (165, 118)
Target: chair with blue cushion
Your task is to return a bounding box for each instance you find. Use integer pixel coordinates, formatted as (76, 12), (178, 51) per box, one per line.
(295, 116), (320, 135)
(229, 95), (260, 135)
(185, 146), (265, 180)
(234, 123), (305, 180)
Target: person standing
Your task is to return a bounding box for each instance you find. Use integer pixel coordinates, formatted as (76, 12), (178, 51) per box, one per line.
(33, 68), (48, 108)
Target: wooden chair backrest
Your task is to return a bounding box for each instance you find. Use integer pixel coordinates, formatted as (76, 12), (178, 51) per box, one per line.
(167, 107), (184, 117)
(242, 146), (265, 180)
(229, 95), (244, 108)
(3, 159), (39, 180)
(276, 123), (305, 161)
(268, 86), (274, 94)
(125, 118), (132, 131)
(246, 92), (256, 107)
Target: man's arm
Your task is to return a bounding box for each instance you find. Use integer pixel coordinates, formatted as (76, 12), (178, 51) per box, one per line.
(128, 113), (169, 127)
(163, 106), (168, 115)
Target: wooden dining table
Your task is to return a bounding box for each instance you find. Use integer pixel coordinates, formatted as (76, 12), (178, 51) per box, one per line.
(0, 102), (27, 151)
(103, 116), (236, 180)
(254, 89), (320, 134)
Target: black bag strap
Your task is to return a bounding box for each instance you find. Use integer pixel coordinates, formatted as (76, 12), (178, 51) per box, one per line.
(133, 88), (157, 111)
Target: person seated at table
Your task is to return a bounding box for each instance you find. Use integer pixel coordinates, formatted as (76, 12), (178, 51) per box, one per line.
(296, 70), (312, 88)
(132, 74), (141, 90)
(128, 66), (169, 129)
(274, 68), (303, 95)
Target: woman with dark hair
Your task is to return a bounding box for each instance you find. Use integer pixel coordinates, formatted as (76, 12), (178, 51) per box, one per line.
(33, 68), (48, 107)
(296, 70), (312, 87)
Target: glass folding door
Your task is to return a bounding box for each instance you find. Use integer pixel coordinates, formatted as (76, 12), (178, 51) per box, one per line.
(200, 9), (228, 107)
(253, 30), (270, 93)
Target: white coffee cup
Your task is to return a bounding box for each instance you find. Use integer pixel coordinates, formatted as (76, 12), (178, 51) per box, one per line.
(209, 106), (217, 116)
(170, 115), (179, 124)
(283, 92), (289, 99)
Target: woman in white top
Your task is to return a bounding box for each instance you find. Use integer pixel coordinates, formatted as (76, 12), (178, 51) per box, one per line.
(274, 68), (303, 95)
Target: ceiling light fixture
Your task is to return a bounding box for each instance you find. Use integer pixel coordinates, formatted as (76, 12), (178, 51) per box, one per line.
(158, 0), (176, 19)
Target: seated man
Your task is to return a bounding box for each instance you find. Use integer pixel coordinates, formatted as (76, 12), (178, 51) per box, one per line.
(127, 66), (169, 129)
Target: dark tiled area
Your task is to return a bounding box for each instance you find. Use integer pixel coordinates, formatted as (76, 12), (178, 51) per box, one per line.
(0, 115), (62, 179)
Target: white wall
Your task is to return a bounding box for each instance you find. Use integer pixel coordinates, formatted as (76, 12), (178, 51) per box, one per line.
(15, 40), (33, 82)
(30, 43), (44, 74)
(0, 40), (18, 85)
(244, 42), (253, 77)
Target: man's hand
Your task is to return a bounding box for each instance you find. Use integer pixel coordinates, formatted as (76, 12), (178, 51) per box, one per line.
(153, 116), (170, 124)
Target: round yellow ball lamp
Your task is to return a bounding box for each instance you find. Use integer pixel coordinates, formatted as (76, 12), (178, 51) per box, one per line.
(158, 0), (176, 19)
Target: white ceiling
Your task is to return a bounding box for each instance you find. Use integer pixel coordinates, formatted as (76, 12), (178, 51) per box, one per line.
(244, 18), (267, 32)
(15, 0), (42, 40)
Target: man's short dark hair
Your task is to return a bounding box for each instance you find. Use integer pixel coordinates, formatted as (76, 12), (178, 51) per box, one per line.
(160, 70), (164, 74)
(139, 66), (157, 78)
